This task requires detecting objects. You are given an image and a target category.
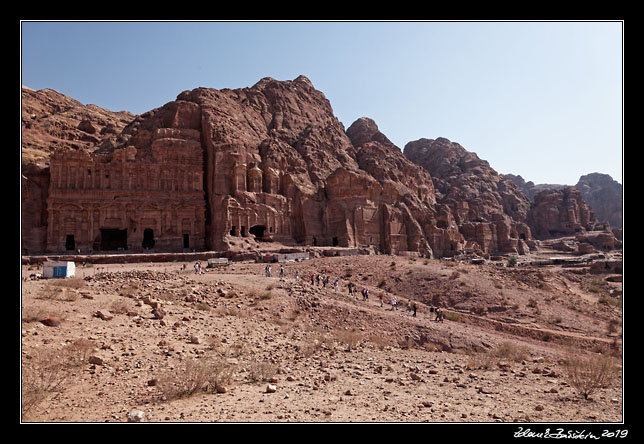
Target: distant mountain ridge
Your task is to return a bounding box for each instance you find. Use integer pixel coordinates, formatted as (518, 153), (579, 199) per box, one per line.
(503, 173), (622, 229)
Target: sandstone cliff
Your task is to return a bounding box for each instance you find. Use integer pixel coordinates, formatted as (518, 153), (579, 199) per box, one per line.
(403, 137), (534, 256)
(22, 86), (134, 166)
(502, 174), (565, 202)
(24, 76), (614, 258)
(21, 86), (135, 254)
(526, 186), (598, 239)
(503, 172), (622, 232)
(575, 173), (622, 230)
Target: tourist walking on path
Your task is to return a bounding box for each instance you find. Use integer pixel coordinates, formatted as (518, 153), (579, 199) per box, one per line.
(413, 302), (417, 317)
(334, 278), (339, 291)
(280, 265), (285, 278)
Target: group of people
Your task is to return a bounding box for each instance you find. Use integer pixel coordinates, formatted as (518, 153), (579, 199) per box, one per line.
(267, 263), (447, 323)
(193, 261), (204, 275)
(265, 264), (289, 279)
(347, 282), (370, 300)
(307, 268), (340, 292)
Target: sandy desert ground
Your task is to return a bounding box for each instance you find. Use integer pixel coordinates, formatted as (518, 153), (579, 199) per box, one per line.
(20, 247), (624, 425)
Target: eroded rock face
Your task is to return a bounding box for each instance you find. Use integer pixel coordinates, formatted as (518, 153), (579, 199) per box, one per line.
(22, 86), (135, 253)
(575, 173), (622, 230)
(403, 137), (535, 256)
(25, 76), (600, 258)
(503, 172), (622, 236)
(45, 111), (207, 253)
(21, 86), (134, 166)
(527, 187), (599, 239)
(35, 77), (449, 256)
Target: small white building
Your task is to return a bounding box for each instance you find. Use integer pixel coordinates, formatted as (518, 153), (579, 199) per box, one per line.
(43, 261), (76, 278)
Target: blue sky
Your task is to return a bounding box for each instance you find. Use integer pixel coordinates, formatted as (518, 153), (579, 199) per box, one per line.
(21, 21), (623, 185)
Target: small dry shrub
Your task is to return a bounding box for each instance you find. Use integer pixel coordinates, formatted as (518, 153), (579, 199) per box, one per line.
(492, 341), (530, 362)
(213, 306), (247, 318)
(334, 328), (363, 351)
(48, 277), (86, 290)
(157, 355), (236, 400)
(22, 339), (95, 417)
(563, 353), (618, 400)
(21, 307), (49, 324)
(607, 319), (619, 335)
(464, 349), (496, 370)
(195, 301), (211, 311)
(247, 360), (277, 383)
(296, 331), (332, 357)
(368, 334), (395, 350)
(397, 336), (415, 350)
(38, 278), (85, 301)
(109, 299), (130, 314)
(119, 284), (139, 298)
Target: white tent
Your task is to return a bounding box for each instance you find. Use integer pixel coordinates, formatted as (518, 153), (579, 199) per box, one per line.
(42, 261), (76, 278)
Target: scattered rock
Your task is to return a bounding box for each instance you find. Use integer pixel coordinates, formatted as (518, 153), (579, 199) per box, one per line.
(152, 308), (166, 320)
(95, 310), (114, 321)
(40, 317), (61, 327)
(127, 410), (144, 422)
(88, 356), (104, 365)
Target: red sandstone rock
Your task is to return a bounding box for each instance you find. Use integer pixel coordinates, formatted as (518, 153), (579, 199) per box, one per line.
(40, 316), (61, 327)
(403, 137), (534, 256)
(527, 187), (598, 238)
(22, 76), (610, 259)
(21, 86), (133, 166)
(575, 173), (622, 229)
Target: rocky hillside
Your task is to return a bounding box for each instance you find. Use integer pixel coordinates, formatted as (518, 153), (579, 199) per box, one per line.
(403, 137), (534, 256)
(575, 173), (622, 230)
(21, 86), (135, 254)
(21, 86), (134, 166)
(502, 174), (565, 202)
(503, 173), (622, 230)
(20, 254), (623, 422)
(22, 76), (618, 257)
